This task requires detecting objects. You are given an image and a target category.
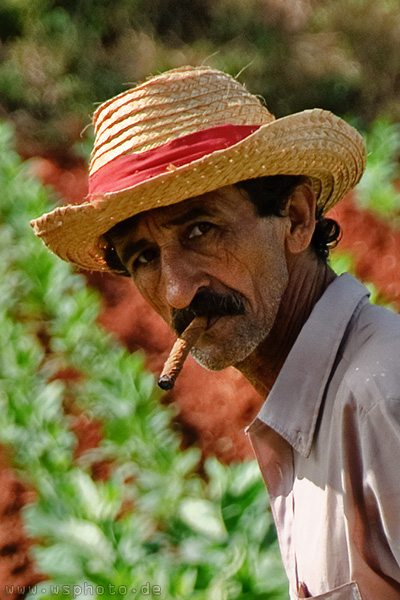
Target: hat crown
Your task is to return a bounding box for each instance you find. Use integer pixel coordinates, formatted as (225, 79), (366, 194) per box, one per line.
(90, 66), (274, 175)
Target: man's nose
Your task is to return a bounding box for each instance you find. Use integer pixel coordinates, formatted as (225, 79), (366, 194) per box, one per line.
(161, 249), (207, 310)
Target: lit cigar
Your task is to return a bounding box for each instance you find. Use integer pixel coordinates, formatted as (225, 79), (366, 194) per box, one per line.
(158, 316), (207, 391)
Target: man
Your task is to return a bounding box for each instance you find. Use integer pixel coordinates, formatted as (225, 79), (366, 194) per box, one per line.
(31, 66), (400, 599)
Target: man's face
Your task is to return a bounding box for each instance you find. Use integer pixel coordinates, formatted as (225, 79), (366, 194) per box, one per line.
(110, 185), (290, 371)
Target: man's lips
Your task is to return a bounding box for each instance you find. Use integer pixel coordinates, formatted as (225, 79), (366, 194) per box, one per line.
(178, 314), (238, 344)
(173, 310), (241, 337)
(172, 312), (222, 337)
(206, 314), (223, 329)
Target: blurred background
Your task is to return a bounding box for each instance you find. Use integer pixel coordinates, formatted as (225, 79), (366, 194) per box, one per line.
(0, 0), (399, 598)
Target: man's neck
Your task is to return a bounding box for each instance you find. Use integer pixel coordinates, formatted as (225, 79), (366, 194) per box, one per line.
(236, 251), (336, 397)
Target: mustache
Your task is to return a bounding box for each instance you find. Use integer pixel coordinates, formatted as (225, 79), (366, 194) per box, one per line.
(172, 289), (246, 336)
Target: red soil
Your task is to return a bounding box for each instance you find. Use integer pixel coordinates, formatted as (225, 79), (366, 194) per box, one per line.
(0, 450), (44, 598)
(331, 200), (400, 309)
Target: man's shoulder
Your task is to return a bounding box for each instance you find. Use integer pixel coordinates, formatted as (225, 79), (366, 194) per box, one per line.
(350, 299), (400, 354)
(340, 300), (400, 410)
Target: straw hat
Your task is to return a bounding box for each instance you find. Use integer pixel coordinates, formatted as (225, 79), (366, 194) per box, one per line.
(31, 65), (366, 272)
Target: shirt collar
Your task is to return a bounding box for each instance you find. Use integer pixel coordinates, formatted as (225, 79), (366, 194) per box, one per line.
(253, 273), (370, 457)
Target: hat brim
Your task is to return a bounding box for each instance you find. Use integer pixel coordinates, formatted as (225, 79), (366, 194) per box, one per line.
(31, 109), (366, 272)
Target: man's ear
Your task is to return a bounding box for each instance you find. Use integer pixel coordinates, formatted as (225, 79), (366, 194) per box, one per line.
(285, 183), (316, 255)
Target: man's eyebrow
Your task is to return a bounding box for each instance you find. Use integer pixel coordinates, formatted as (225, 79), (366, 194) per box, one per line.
(165, 206), (215, 227)
(118, 205), (216, 265)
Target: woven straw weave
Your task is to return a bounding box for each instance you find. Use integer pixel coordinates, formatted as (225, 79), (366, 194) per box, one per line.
(90, 67), (273, 174)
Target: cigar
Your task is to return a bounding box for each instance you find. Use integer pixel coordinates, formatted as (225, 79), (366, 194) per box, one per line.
(158, 316), (207, 391)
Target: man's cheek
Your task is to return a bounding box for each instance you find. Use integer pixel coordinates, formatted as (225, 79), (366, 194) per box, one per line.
(134, 282), (164, 317)
(147, 294), (171, 323)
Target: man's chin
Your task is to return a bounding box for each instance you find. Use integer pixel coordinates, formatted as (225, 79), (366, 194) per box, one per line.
(191, 338), (261, 372)
(190, 348), (230, 371)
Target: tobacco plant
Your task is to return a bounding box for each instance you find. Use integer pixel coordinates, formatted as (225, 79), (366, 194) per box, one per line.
(0, 120), (287, 599)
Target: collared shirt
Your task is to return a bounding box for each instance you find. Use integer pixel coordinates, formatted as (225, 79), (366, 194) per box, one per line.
(248, 274), (400, 600)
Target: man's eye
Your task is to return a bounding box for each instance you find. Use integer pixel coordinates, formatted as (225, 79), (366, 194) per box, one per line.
(134, 248), (157, 267)
(188, 222), (213, 239)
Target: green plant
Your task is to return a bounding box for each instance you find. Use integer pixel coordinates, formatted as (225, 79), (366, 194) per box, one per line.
(2, 0), (400, 158)
(355, 119), (400, 218)
(0, 120), (287, 599)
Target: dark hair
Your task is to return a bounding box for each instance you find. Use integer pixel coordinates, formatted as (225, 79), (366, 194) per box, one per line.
(103, 219), (136, 276)
(103, 174), (341, 275)
(236, 175), (341, 262)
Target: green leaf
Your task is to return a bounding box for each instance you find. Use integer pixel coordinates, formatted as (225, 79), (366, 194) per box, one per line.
(179, 499), (228, 541)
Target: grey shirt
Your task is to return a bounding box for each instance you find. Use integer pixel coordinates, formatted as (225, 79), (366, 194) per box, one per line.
(248, 274), (400, 599)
